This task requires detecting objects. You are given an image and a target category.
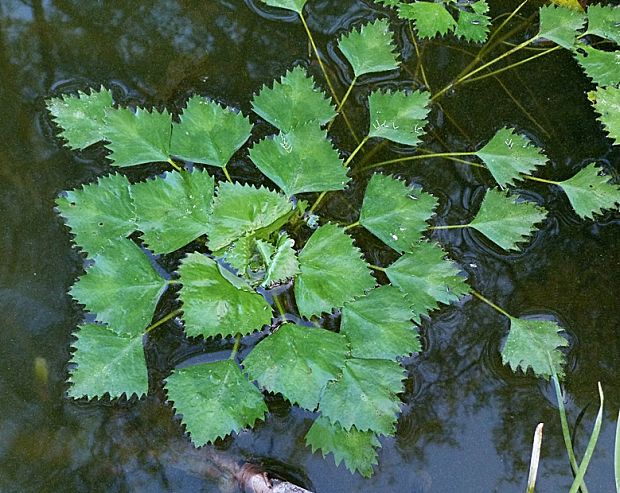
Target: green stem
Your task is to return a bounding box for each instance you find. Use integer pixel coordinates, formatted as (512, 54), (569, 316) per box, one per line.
(344, 136), (369, 167)
(274, 295), (287, 319)
(144, 309), (183, 335)
(368, 263), (387, 273)
(431, 223), (470, 230)
(343, 220), (360, 232)
(471, 290), (511, 319)
(309, 191), (327, 214)
(358, 151), (478, 172)
(478, 0), (530, 59)
(524, 175), (560, 186)
(167, 158), (182, 172)
(336, 76), (357, 113)
(229, 333), (242, 360)
(409, 24), (430, 91)
(222, 166), (233, 183)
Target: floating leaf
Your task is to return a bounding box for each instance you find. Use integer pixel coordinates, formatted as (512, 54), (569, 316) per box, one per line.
(305, 417), (380, 478)
(538, 4), (586, 49)
(46, 86), (112, 150)
(374, 0), (401, 6)
(252, 66), (336, 132)
(319, 358), (405, 435)
(501, 317), (568, 379)
(178, 253), (272, 339)
(557, 163), (620, 219)
(295, 224), (375, 318)
(103, 106), (172, 167)
(469, 188), (547, 251)
(68, 323), (147, 399)
(399, 2), (457, 39)
(56, 173), (135, 257)
(586, 4), (620, 45)
(130, 169), (215, 254)
(341, 285), (421, 360)
(249, 123), (349, 197)
(170, 97), (252, 168)
(367, 90), (430, 146)
(165, 360), (268, 446)
(261, 234), (300, 286)
(475, 127), (548, 187)
(386, 241), (470, 322)
(243, 323), (347, 411)
(573, 44), (620, 87)
(70, 240), (167, 337)
(589, 85), (620, 145)
(360, 174), (437, 253)
(205, 182), (293, 251)
(260, 0), (307, 14)
(455, 1), (491, 43)
(337, 19), (400, 78)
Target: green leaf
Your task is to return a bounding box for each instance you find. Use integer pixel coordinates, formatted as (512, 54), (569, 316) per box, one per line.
(260, 0), (307, 14)
(295, 224), (375, 318)
(341, 285), (421, 360)
(130, 169), (215, 254)
(501, 317), (568, 379)
(586, 4), (620, 45)
(103, 106), (172, 167)
(249, 123), (349, 197)
(261, 234), (300, 286)
(243, 323), (348, 411)
(305, 417), (380, 478)
(573, 44), (620, 87)
(386, 241), (470, 322)
(360, 174), (438, 253)
(252, 66), (337, 132)
(557, 163), (620, 219)
(538, 4), (586, 49)
(455, 1), (491, 43)
(178, 253), (272, 339)
(205, 182), (293, 251)
(367, 89), (430, 146)
(319, 358), (405, 435)
(46, 86), (112, 150)
(589, 85), (620, 145)
(56, 173), (135, 257)
(469, 188), (547, 251)
(475, 127), (548, 187)
(374, 0), (401, 6)
(337, 19), (400, 78)
(399, 2), (457, 39)
(170, 97), (252, 168)
(165, 360), (268, 446)
(70, 240), (167, 337)
(68, 323), (147, 399)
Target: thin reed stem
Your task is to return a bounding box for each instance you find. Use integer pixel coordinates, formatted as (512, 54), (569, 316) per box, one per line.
(471, 290), (511, 318)
(144, 309), (183, 335)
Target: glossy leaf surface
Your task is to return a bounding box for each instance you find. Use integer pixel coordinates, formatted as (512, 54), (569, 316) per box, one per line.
(586, 4), (620, 45)
(261, 234), (300, 286)
(399, 2), (456, 39)
(367, 90), (430, 146)
(590, 85), (620, 145)
(557, 163), (620, 219)
(538, 4), (586, 48)
(455, 1), (491, 43)
(574, 44), (620, 87)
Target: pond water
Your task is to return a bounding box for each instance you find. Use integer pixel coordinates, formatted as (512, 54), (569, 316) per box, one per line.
(0, 1), (619, 492)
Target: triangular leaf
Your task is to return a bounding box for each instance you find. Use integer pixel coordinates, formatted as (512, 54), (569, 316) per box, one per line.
(319, 358), (405, 435)
(243, 323), (348, 411)
(178, 253), (273, 339)
(337, 19), (400, 78)
(501, 317), (568, 379)
(103, 106), (172, 167)
(56, 173), (135, 257)
(386, 241), (470, 322)
(589, 85), (620, 145)
(399, 2), (457, 39)
(469, 188), (547, 251)
(295, 224), (375, 318)
(252, 66), (337, 132)
(68, 323), (147, 399)
(341, 285), (421, 360)
(130, 169), (215, 254)
(46, 86), (112, 150)
(70, 240), (167, 337)
(455, 1), (491, 43)
(249, 123), (349, 196)
(305, 416), (381, 478)
(475, 127), (548, 187)
(573, 44), (620, 87)
(260, 0), (307, 14)
(360, 174), (438, 253)
(557, 163), (620, 219)
(165, 360), (268, 446)
(261, 234), (300, 286)
(586, 4), (620, 45)
(170, 97), (252, 168)
(538, 4), (586, 49)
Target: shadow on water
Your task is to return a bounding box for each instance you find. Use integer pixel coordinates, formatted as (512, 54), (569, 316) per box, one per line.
(0, 1), (618, 492)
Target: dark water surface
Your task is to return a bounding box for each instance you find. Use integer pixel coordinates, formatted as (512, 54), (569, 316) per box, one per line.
(1, 1), (619, 492)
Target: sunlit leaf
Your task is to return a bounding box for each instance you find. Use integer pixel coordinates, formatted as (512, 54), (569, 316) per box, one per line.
(455, 1), (491, 43)
(550, 0), (584, 11)
(469, 188), (547, 251)
(501, 317), (568, 379)
(261, 234), (300, 286)
(243, 323), (348, 411)
(589, 85), (620, 145)
(367, 89), (430, 146)
(337, 19), (400, 78)
(165, 360), (268, 446)
(573, 44), (620, 87)
(249, 123), (349, 196)
(295, 224), (375, 318)
(586, 4), (620, 45)
(68, 323), (147, 399)
(341, 285), (421, 360)
(305, 417), (380, 478)
(475, 127), (548, 187)
(557, 163), (620, 219)
(538, 4), (586, 49)
(399, 2), (456, 39)
(56, 173), (135, 257)
(46, 86), (112, 150)
(130, 169), (214, 254)
(70, 240), (167, 337)
(252, 66), (337, 132)
(170, 97), (252, 168)
(360, 174), (437, 253)
(260, 0), (307, 14)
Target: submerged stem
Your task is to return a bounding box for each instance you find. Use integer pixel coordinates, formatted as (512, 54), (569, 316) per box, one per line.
(345, 136), (370, 167)
(471, 290), (511, 319)
(229, 333), (242, 360)
(309, 191), (327, 214)
(144, 309), (183, 335)
(359, 151), (478, 172)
